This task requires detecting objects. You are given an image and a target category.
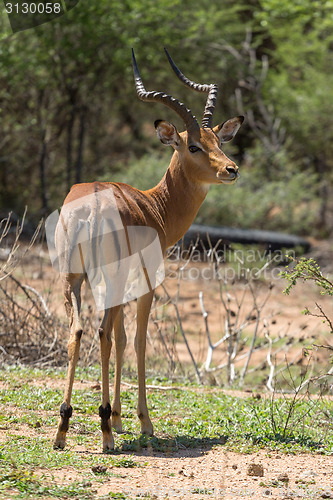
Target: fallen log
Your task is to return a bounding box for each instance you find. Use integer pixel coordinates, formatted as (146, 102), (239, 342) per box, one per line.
(183, 224), (311, 252)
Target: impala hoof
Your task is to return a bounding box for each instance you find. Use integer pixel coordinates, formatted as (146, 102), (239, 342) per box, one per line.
(139, 414), (154, 436)
(102, 438), (115, 453)
(111, 412), (123, 434)
(53, 434), (66, 450)
(141, 427), (154, 437)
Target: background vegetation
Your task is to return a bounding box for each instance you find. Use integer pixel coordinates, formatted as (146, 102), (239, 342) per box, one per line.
(0, 0), (332, 236)
(0, 7), (332, 495)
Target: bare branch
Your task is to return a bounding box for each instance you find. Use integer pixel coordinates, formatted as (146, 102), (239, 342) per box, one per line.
(265, 328), (275, 392)
(0, 209), (42, 282)
(161, 283), (202, 384)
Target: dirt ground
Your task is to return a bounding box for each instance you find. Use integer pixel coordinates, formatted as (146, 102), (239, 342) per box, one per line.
(1, 374), (333, 500)
(49, 445), (333, 499)
(94, 446), (333, 499)
(1, 240), (333, 498)
(1, 378), (333, 499)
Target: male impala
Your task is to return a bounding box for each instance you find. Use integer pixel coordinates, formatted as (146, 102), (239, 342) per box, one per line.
(53, 49), (243, 452)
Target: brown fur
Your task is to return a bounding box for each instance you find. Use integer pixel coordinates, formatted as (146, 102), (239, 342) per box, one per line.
(53, 118), (243, 452)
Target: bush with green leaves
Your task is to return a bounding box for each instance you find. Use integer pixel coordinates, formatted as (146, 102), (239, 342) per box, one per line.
(198, 162), (319, 234)
(281, 257), (333, 296)
(103, 146), (320, 235)
(281, 256), (333, 335)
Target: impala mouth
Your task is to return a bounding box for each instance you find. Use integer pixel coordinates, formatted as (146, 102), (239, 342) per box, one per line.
(217, 171), (240, 184)
(221, 178), (238, 184)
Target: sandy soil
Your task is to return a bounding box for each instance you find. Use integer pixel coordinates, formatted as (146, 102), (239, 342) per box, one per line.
(1, 242), (333, 498)
(1, 392), (333, 499)
(94, 447), (333, 499)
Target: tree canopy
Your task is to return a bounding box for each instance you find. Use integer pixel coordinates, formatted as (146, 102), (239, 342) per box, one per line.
(0, 0), (332, 236)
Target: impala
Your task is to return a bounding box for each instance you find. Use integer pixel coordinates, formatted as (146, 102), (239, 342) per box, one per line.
(53, 48), (244, 452)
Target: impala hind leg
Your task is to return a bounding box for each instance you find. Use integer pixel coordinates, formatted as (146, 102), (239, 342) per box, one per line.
(135, 291), (154, 436)
(54, 274), (84, 450)
(99, 306), (121, 451)
(111, 307), (127, 433)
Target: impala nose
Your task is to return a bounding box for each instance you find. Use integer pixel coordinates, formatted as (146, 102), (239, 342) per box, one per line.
(226, 165), (238, 177)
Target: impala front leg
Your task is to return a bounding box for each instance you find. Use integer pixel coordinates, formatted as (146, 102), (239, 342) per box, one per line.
(54, 275), (83, 450)
(135, 291), (154, 436)
(111, 307), (127, 433)
(99, 306), (120, 452)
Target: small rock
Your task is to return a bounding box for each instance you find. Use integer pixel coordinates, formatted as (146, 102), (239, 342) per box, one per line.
(180, 470), (192, 477)
(277, 472), (289, 483)
(247, 463), (264, 477)
(92, 465), (107, 474)
(91, 383), (101, 391)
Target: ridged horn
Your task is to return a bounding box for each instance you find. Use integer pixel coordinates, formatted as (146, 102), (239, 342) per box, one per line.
(132, 49), (199, 132)
(164, 47), (218, 129)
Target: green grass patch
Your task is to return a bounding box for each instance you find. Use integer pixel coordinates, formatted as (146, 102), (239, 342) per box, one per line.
(0, 366), (332, 497)
(0, 466), (95, 498)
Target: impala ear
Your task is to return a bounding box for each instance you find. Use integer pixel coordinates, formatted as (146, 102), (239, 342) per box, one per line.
(154, 120), (181, 148)
(214, 116), (244, 144)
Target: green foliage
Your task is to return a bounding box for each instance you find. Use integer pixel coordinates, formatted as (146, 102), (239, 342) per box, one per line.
(281, 256), (333, 335)
(99, 150), (169, 191)
(0, 365), (332, 496)
(0, 467), (95, 498)
(198, 159), (319, 233)
(281, 257), (333, 296)
(0, 0), (331, 234)
(113, 456), (140, 468)
(1, 367), (332, 457)
(99, 146), (320, 233)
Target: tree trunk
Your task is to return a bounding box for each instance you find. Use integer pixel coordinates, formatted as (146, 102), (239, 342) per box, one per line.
(40, 130), (48, 215)
(75, 106), (86, 184)
(316, 156), (328, 234)
(66, 106), (75, 192)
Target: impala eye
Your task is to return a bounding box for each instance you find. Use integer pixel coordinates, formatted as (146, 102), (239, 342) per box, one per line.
(189, 145), (201, 153)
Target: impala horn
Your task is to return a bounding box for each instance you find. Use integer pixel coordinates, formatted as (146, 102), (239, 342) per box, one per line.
(132, 49), (200, 133)
(164, 47), (218, 129)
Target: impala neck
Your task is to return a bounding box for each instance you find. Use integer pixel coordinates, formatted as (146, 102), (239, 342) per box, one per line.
(149, 151), (209, 249)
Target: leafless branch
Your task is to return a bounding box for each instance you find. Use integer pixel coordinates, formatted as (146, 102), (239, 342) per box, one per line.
(0, 209), (42, 282)
(265, 327), (275, 392)
(161, 282), (202, 384)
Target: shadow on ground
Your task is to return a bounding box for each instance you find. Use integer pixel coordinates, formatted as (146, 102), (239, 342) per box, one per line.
(114, 434), (228, 456)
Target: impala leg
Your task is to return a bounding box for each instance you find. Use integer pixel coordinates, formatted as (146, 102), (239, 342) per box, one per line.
(54, 274), (84, 450)
(135, 290), (154, 436)
(99, 306), (120, 452)
(111, 306), (127, 433)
